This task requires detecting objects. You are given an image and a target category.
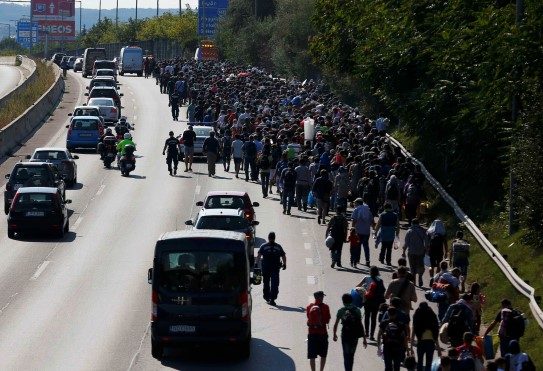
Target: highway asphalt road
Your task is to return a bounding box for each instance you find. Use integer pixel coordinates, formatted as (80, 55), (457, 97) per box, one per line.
(0, 71), (431, 370)
(0, 64), (22, 100)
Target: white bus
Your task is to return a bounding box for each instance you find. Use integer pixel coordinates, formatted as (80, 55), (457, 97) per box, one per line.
(118, 46), (144, 76)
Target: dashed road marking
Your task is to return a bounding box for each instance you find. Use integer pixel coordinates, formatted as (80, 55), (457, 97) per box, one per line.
(304, 242), (311, 250)
(72, 216), (83, 230)
(305, 258), (314, 265)
(0, 293), (18, 315)
(307, 275), (316, 285)
(195, 185), (201, 194)
(133, 115), (137, 122)
(30, 261), (50, 280)
(96, 184), (106, 196)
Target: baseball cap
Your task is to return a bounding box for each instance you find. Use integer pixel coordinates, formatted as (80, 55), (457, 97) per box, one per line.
(313, 291), (325, 298)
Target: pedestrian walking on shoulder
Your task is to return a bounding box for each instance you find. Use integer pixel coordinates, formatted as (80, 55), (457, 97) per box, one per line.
(351, 196), (375, 266)
(326, 206), (348, 268)
(348, 228), (360, 267)
(313, 169), (333, 224)
(256, 232), (286, 306)
(168, 91), (180, 121)
(202, 131), (220, 177)
(307, 291), (331, 371)
(375, 203), (399, 266)
(378, 307), (409, 371)
(402, 219), (427, 287)
(281, 162), (297, 214)
(333, 293), (367, 371)
(258, 145), (272, 198)
(385, 266), (418, 315)
(426, 219), (448, 283)
(181, 125), (196, 172)
(412, 302), (441, 371)
(450, 231), (470, 292)
(357, 266), (386, 341)
(483, 299), (526, 356)
(221, 130), (233, 172)
(162, 131), (180, 176)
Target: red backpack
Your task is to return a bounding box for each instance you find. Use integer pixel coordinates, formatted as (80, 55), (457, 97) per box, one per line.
(307, 304), (324, 329)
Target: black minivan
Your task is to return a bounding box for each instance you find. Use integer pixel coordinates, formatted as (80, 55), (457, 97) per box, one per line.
(148, 230), (261, 359)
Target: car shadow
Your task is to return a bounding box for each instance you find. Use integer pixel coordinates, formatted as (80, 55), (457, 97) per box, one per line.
(128, 175), (147, 179)
(213, 175), (232, 180)
(14, 231), (77, 243)
(160, 338), (295, 371)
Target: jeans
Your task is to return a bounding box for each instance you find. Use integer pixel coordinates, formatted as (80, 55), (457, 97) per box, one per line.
(330, 242), (343, 266)
(282, 189), (295, 212)
(499, 335), (516, 356)
(223, 151), (231, 171)
(295, 183), (310, 210)
(380, 240), (393, 264)
(383, 345), (404, 371)
(263, 269), (280, 301)
(207, 152), (217, 176)
(171, 105), (179, 119)
(341, 336), (358, 371)
(363, 301), (379, 339)
(244, 158), (256, 180)
(260, 172), (270, 197)
(417, 340), (435, 371)
(316, 198), (329, 219)
(358, 233), (370, 264)
(166, 154), (178, 172)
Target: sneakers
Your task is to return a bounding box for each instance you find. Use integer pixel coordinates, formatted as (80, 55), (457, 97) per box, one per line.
(173, 169), (177, 175)
(269, 300), (277, 306)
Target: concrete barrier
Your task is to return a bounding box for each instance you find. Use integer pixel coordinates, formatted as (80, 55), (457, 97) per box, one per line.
(0, 63), (64, 156)
(0, 56), (38, 112)
(387, 134), (543, 330)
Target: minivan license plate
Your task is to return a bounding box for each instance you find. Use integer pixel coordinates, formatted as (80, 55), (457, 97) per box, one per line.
(26, 211), (44, 217)
(170, 325), (195, 333)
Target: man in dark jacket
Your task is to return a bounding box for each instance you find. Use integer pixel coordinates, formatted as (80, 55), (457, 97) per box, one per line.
(312, 169), (333, 224)
(326, 206), (348, 268)
(412, 302), (441, 371)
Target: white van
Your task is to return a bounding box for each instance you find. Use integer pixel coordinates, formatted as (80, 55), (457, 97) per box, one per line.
(118, 46), (143, 76)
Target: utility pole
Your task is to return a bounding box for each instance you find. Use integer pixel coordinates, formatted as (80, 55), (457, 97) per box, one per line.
(509, 0), (524, 235)
(156, 0), (159, 17)
(135, 0), (138, 22)
(98, 0), (102, 22)
(179, 0), (182, 16)
(116, 0), (119, 27)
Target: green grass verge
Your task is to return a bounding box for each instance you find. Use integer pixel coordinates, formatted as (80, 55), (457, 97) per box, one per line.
(0, 59), (55, 130)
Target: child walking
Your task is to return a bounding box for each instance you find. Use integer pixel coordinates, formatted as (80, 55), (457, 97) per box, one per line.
(348, 228), (361, 267)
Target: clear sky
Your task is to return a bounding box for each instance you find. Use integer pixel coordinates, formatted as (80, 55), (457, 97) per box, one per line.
(81, 0), (199, 9)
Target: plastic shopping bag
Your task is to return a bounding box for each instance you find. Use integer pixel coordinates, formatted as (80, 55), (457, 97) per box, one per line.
(307, 191), (316, 208)
(424, 254), (431, 267)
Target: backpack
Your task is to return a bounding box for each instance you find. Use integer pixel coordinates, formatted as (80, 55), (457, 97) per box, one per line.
(283, 169), (296, 188)
(258, 154), (271, 170)
(386, 183), (399, 200)
(501, 308), (526, 339)
(406, 183), (421, 204)
(244, 142), (257, 158)
(328, 215), (346, 239)
(457, 346), (477, 371)
(365, 278), (386, 303)
(222, 137), (232, 151)
(307, 304), (324, 329)
(383, 321), (406, 348)
(447, 306), (469, 342)
(342, 308), (363, 338)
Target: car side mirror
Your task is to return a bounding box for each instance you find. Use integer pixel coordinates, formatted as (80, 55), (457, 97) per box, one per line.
(195, 201), (204, 207)
(68, 113), (72, 116)
(119, 93), (124, 97)
(84, 93), (89, 96)
(65, 199), (72, 204)
(252, 202), (260, 207)
(82, 103), (87, 106)
(4, 174), (10, 179)
(185, 220), (193, 226)
(25, 155), (31, 159)
(65, 125), (70, 128)
(73, 155), (79, 159)
(85, 86), (89, 90)
(148, 268), (153, 284)
(252, 221), (260, 226)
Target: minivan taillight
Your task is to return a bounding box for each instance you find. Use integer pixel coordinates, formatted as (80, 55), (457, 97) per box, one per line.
(152, 290), (159, 321)
(238, 291), (249, 321)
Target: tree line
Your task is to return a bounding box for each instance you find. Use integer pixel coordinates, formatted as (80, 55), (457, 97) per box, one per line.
(216, 0), (543, 246)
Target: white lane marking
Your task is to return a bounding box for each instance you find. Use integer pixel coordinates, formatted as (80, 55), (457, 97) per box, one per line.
(96, 184), (106, 195)
(130, 91), (134, 95)
(30, 261), (51, 280)
(307, 276), (316, 285)
(131, 98), (136, 102)
(133, 115), (137, 122)
(300, 218), (307, 223)
(72, 216), (83, 230)
(127, 322), (151, 371)
(0, 292), (18, 316)
(305, 258), (314, 265)
(302, 229), (308, 235)
(195, 185), (201, 194)
(304, 242), (311, 250)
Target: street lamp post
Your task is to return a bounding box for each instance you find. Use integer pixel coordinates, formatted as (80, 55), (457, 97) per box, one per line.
(136, 0), (138, 22)
(157, 0), (159, 17)
(98, 0), (102, 22)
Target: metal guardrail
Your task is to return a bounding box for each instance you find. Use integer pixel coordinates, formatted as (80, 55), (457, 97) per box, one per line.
(387, 135), (543, 329)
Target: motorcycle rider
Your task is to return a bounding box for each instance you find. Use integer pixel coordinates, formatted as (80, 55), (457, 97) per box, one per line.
(115, 117), (134, 139)
(162, 131), (181, 176)
(98, 128), (115, 159)
(116, 133), (136, 166)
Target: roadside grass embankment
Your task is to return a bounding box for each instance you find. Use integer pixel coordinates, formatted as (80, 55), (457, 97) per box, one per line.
(392, 128), (543, 365)
(0, 59), (55, 130)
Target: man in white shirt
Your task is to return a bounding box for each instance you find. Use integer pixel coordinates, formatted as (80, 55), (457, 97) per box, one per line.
(231, 135), (244, 178)
(351, 196), (374, 267)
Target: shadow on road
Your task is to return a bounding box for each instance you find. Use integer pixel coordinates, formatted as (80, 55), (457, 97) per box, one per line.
(160, 338), (295, 371)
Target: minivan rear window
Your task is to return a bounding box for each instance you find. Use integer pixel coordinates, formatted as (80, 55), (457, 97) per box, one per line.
(72, 119), (99, 130)
(74, 108), (100, 116)
(196, 216), (249, 230)
(12, 167), (49, 183)
(159, 251), (244, 293)
(205, 196), (245, 209)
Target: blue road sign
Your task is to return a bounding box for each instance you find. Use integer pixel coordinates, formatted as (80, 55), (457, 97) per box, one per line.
(16, 21), (38, 49)
(198, 0), (229, 37)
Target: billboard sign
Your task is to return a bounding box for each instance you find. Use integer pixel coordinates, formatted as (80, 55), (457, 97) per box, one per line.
(31, 0), (76, 41)
(198, 0), (229, 37)
(16, 21), (39, 49)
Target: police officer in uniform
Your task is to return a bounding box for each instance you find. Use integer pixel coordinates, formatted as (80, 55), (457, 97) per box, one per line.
(162, 131), (181, 176)
(256, 232), (287, 306)
(169, 91), (181, 121)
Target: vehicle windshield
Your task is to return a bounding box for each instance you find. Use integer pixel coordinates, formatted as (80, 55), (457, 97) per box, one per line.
(90, 89), (115, 98)
(92, 81), (114, 88)
(194, 128), (212, 136)
(96, 70), (114, 76)
(159, 251), (244, 293)
(205, 196), (246, 210)
(13, 193), (56, 212)
(11, 167), (51, 185)
(72, 119), (99, 130)
(94, 62), (115, 69)
(33, 151), (67, 161)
